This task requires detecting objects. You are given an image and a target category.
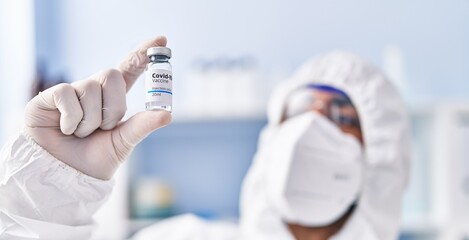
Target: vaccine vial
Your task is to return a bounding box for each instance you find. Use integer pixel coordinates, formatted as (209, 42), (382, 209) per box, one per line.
(145, 46), (172, 112)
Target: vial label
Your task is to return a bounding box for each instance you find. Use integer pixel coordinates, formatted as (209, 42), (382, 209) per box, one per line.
(145, 68), (172, 109)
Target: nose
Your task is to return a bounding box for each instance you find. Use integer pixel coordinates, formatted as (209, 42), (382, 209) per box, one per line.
(310, 100), (330, 118)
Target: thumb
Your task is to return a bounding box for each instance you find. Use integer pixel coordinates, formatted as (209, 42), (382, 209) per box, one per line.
(115, 111), (172, 148)
(117, 36), (167, 92)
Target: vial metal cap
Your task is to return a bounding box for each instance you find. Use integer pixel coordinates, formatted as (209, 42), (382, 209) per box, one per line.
(147, 47), (171, 58)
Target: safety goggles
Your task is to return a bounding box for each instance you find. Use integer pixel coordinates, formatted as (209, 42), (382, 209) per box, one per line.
(284, 84), (361, 129)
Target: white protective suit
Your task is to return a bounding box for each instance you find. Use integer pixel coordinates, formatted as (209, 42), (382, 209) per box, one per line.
(0, 132), (114, 240)
(239, 52), (411, 240)
(0, 52), (410, 240)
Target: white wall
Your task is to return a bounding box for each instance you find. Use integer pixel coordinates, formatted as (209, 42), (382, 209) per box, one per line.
(0, 0), (35, 145)
(43, 0), (469, 104)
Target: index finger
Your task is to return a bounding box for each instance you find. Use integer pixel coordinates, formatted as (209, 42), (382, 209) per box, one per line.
(117, 36), (167, 92)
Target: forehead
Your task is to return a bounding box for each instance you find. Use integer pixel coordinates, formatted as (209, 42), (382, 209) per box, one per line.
(287, 86), (359, 119)
(285, 85), (357, 116)
(309, 88), (354, 108)
(307, 84), (347, 95)
(311, 88), (344, 100)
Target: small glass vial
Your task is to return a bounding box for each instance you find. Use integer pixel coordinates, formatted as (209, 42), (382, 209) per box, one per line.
(145, 46), (172, 112)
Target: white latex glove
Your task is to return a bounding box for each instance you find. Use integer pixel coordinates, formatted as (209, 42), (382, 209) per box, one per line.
(24, 36), (171, 180)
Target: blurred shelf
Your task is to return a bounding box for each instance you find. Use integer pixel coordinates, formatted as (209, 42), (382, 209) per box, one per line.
(401, 218), (440, 235)
(170, 114), (267, 123)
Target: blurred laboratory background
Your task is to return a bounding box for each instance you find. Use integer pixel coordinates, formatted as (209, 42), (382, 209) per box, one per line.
(1, 0), (469, 239)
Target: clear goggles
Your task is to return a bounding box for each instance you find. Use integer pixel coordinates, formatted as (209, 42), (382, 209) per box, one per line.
(284, 84), (361, 129)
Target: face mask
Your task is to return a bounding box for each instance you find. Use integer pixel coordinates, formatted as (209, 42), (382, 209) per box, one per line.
(262, 111), (363, 227)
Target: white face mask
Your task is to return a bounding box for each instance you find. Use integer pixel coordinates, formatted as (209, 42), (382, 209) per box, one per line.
(262, 112), (364, 227)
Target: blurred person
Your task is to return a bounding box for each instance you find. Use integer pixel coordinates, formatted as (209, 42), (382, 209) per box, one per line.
(238, 52), (411, 240)
(134, 52), (411, 240)
(0, 42), (410, 240)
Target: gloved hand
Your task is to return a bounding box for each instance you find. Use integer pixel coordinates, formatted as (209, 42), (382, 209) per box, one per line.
(24, 36), (171, 180)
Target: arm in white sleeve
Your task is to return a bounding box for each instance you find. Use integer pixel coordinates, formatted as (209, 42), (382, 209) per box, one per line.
(0, 131), (114, 240)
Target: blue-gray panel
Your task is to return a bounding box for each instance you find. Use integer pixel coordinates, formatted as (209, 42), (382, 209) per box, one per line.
(129, 119), (267, 219)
